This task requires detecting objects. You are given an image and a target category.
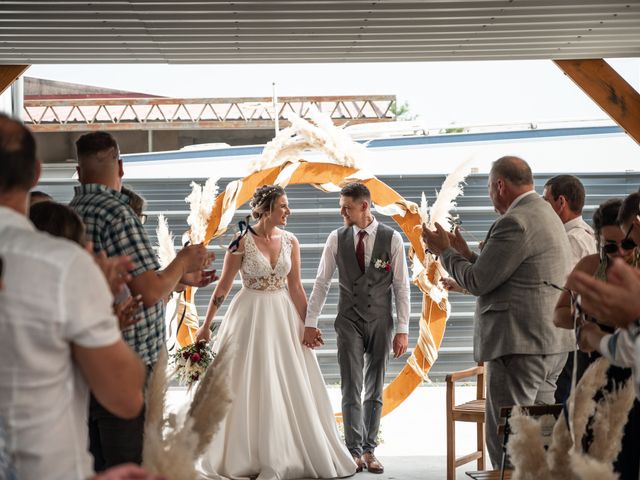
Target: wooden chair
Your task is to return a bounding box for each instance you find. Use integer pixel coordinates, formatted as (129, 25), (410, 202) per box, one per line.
(465, 404), (563, 480)
(446, 363), (486, 480)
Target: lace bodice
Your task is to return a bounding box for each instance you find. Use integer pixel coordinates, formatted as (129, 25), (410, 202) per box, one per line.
(241, 230), (293, 291)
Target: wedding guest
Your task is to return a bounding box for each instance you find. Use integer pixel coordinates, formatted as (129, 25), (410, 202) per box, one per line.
(0, 114), (161, 480)
(28, 189), (52, 206)
(423, 156), (574, 467)
(29, 201), (143, 331)
(543, 176), (597, 404)
(553, 198), (639, 479)
(70, 131), (217, 470)
(121, 185), (147, 223)
(29, 200), (87, 245)
(543, 175), (596, 266)
(553, 199), (637, 330)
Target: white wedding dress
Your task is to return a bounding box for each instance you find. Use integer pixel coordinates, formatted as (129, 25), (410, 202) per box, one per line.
(198, 231), (356, 480)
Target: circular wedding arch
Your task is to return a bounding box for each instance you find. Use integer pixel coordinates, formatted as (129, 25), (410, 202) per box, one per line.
(181, 160), (449, 418)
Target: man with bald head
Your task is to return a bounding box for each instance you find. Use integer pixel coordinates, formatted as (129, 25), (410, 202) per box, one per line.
(423, 156), (574, 467)
(70, 131), (216, 470)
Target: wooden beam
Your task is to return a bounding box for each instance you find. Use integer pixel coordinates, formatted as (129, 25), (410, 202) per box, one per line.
(554, 59), (640, 146)
(0, 65), (29, 96)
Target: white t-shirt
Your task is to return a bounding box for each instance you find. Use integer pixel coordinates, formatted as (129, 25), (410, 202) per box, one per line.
(0, 206), (121, 480)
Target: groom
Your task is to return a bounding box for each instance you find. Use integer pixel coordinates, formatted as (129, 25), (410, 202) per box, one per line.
(304, 182), (411, 474)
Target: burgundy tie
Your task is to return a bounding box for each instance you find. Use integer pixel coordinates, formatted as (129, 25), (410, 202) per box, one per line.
(356, 230), (367, 273)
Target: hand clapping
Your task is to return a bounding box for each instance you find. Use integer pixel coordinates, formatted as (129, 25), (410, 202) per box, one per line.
(421, 222), (451, 256)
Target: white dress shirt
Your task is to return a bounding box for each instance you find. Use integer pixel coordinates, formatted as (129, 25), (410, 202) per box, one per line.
(564, 216), (597, 268)
(0, 207), (120, 480)
(306, 218), (411, 334)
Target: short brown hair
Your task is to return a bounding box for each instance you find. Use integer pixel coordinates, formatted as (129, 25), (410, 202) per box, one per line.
(340, 182), (371, 202)
(0, 114), (37, 193)
(617, 192), (640, 226)
(75, 131), (118, 158)
(544, 175), (586, 214)
(29, 202), (87, 246)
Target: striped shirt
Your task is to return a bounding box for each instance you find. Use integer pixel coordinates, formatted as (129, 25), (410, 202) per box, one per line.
(70, 183), (164, 365)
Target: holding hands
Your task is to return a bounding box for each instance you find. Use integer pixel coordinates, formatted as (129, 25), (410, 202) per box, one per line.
(302, 327), (324, 349)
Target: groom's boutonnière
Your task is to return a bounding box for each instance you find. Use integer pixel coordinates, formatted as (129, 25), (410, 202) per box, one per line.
(374, 258), (391, 273)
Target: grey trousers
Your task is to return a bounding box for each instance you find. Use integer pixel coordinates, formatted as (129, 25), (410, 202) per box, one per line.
(335, 315), (392, 456)
(485, 352), (567, 468)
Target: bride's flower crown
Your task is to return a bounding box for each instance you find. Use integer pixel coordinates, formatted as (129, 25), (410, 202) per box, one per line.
(252, 186), (281, 206)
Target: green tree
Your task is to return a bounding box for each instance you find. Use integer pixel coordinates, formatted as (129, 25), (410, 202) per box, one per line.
(389, 100), (417, 121)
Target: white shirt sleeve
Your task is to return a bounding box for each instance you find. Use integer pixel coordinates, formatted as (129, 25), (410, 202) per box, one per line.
(598, 329), (636, 369)
(62, 250), (121, 348)
(567, 230), (597, 268)
(305, 231), (338, 328)
(391, 231), (411, 335)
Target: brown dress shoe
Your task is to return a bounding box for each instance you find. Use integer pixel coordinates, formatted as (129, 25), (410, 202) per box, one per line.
(362, 451), (384, 474)
(351, 453), (364, 473)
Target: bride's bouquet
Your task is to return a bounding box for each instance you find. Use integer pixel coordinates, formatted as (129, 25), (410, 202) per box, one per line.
(171, 341), (215, 387)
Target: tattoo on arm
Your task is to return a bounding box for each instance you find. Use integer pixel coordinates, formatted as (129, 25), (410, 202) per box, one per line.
(213, 295), (225, 308)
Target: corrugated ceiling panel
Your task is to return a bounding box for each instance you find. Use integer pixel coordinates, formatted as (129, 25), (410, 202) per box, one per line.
(0, 1), (638, 63)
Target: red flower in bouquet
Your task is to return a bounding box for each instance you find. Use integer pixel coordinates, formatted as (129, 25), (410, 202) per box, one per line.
(171, 339), (215, 388)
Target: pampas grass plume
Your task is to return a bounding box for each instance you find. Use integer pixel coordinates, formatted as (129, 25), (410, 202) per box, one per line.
(188, 339), (235, 456)
(507, 407), (552, 480)
(156, 214), (177, 269)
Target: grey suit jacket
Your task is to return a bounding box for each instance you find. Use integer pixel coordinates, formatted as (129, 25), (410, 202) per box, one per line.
(442, 193), (575, 362)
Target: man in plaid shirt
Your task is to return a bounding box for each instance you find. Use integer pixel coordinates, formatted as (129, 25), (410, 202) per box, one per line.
(71, 131), (216, 471)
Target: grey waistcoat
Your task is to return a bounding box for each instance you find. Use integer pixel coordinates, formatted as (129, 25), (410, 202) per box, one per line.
(336, 223), (394, 323)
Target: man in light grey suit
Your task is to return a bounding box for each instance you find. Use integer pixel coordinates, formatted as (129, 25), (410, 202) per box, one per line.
(423, 156), (574, 467)
(304, 183), (411, 474)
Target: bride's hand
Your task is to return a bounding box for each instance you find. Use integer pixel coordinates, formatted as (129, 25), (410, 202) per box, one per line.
(302, 327), (323, 349)
(195, 325), (212, 344)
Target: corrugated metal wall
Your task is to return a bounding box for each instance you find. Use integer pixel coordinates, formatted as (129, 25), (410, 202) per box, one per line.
(40, 171), (640, 383)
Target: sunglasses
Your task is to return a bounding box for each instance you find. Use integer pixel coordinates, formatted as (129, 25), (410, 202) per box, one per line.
(601, 223), (637, 255)
(228, 215), (256, 253)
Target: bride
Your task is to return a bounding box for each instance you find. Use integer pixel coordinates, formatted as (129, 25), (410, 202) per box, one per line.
(195, 185), (356, 480)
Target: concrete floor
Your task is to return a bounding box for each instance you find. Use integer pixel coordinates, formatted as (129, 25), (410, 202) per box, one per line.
(167, 385), (482, 480)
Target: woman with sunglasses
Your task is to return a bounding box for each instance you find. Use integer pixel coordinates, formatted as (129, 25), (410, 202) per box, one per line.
(553, 197), (639, 480)
(194, 185), (356, 480)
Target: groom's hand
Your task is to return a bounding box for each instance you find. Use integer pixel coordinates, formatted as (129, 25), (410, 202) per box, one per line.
(303, 327), (323, 349)
(392, 333), (408, 358)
